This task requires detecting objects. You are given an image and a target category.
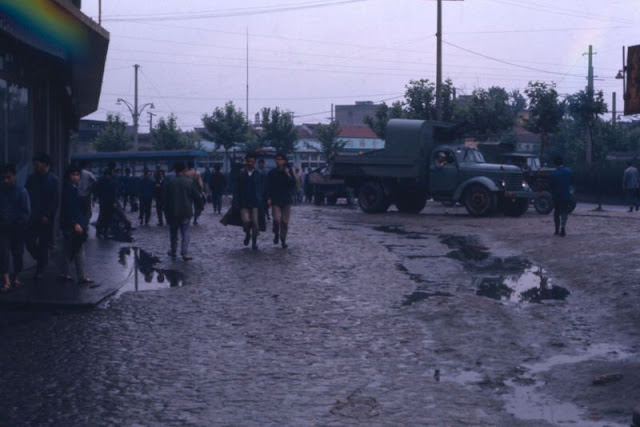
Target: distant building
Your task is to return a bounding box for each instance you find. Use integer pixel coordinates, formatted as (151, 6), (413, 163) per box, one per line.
(335, 101), (381, 127)
(0, 1), (109, 184)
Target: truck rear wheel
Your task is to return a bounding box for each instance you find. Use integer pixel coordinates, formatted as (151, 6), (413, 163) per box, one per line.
(395, 192), (427, 213)
(463, 184), (495, 216)
(533, 191), (553, 215)
(502, 197), (529, 217)
(358, 182), (388, 213)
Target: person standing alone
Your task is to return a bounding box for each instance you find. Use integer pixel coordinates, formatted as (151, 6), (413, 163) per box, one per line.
(266, 153), (296, 248)
(164, 161), (202, 261)
(622, 160), (639, 212)
(550, 156), (573, 237)
(25, 153), (59, 279)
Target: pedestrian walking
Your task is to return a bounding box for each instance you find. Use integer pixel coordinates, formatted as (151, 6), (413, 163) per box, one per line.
(209, 164), (226, 214)
(266, 153), (296, 248)
(233, 152), (265, 250)
(0, 164), (30, 291)
(257, 158), (270, 220)
(94, 168), (118, 238)
(58, 164), (92, 284)
(622, 160), (639, 212)
(78, 160), (96, 224)
(138, 169), (155, 226)
(164, 161), (203, 261)
(153, 168), (167, 226)
(25, 153), (59, 279)
(550, 156), (573, 237)
(185, 161), (205, 225)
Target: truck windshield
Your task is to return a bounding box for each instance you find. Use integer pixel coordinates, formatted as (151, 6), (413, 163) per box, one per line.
(455, 147), (485, 163)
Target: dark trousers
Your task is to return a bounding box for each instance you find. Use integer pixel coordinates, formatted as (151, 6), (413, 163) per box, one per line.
(553, 199), (569, 230)
(139, 197), (152, 224)
(155, 198), (165, 225)
(97, 203), (115, 237)
(0, 224), (25, 277)
(25, 221), (53, 273)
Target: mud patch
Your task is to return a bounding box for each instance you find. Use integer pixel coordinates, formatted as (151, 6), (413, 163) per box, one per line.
(440, 235), (490, 261)
(373, 225), (424, 239)
(116, 247), (185, 296)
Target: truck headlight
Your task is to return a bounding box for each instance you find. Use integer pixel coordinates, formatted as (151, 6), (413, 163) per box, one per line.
(521, 181), (530, 190)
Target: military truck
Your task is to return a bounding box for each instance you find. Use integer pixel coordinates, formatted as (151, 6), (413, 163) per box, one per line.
(329, 119), (532, 216)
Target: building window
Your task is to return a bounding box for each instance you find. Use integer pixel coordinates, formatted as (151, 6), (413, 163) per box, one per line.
(0, 78), (31, 184)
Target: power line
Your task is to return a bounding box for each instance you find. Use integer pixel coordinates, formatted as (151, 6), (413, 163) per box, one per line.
(102, 0), (369, 22)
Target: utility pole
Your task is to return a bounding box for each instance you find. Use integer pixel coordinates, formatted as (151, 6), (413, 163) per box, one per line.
(117, 64), (154, 151)
(148, 111), (156, 132)
(435, 0), (463, 121)
(612, 92), (617, 125)
(246, 27), (249, 121)
(583, 45), (596, 165)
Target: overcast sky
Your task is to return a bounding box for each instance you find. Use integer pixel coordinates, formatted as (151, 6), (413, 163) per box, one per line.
(81, 0), (639, 131)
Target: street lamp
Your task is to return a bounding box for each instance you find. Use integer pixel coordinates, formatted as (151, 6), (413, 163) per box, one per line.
(116, 98), (154, 151)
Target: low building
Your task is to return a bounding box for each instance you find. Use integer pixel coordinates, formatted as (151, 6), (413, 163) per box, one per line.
(0, 0), (109, 183)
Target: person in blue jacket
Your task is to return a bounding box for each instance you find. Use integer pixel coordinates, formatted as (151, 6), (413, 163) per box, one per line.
(550, 156), (573, 237)
(0, 164), (30, 291)
(25, 153), (59, 280)
(58, 164), (92, 284)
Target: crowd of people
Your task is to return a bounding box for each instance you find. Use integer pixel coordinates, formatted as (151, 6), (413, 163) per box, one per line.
(0, 152), (306, 292)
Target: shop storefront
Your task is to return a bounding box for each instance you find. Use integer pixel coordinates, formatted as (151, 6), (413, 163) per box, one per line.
(0, 0), (108, 184)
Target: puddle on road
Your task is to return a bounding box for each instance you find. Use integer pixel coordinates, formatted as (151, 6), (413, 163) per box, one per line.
(116, 247), (185, 295)
(402, 290), (453, 306)
(373, 225), (425, 239)
(439, 235), (570, 304)
(475, 266), (569, 303)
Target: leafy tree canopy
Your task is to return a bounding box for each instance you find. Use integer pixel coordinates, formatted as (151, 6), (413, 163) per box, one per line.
(201, 101), (249, 153)
(313, 121), (346, 161)
(260, 107), (298, 155)
(93, 114), (130, 152)
(151, 114), (197, 150)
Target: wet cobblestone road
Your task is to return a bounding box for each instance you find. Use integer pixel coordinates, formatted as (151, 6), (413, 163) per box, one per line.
(0, 201), (638, 426)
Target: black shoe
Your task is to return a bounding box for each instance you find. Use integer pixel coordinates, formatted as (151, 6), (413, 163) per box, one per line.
(243, 233), (250, 246)
(281, 240), (287, 249)
(167, 250), (176, 258)
(182, 255), (193, 261)
(560, 228), (566, 237)
(554, 229), (559, 235)
(273, 234), (279, 244)
(252, 243), (258, 250)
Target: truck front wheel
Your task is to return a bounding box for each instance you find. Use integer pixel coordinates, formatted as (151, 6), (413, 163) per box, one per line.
(358, 182), (388, 213)
(463, 184), (495, 216)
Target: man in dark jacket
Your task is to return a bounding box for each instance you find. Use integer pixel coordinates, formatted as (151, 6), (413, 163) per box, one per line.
(138, 169), (155, 226)
(0, 164), (30, 290)
(550, 156), (573, 237)
(153, 168), (167, 226)
(164, 161), (202, 260)
(233, 153), (265, 250)
(25, 153), (59, 279)
(94, 168), (118, 238)
(58, 164), (92, 284)
(266, 153), (296, 248)
(209, 164), (226, 214)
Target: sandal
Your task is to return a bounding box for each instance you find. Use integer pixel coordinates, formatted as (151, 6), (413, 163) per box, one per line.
(78, 277), (94, 285)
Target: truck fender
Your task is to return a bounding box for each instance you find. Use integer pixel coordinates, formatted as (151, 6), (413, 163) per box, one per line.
(453, 177), (500, 201)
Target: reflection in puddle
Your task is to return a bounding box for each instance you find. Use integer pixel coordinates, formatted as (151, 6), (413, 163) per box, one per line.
(117, 247), (185, 295)
(474, 266), (569, 303)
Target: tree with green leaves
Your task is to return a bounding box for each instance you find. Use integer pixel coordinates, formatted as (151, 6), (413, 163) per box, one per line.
(566, 89), (607, 165)
(456, 86), (518, 141)
(313, 121), (346, 162)
(260, 107), (297, 155)
(93, 114), (130, 152)
(524, 81), (565, 162)
(201, 101), (249, 155)
(151, 114), (196, 150)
